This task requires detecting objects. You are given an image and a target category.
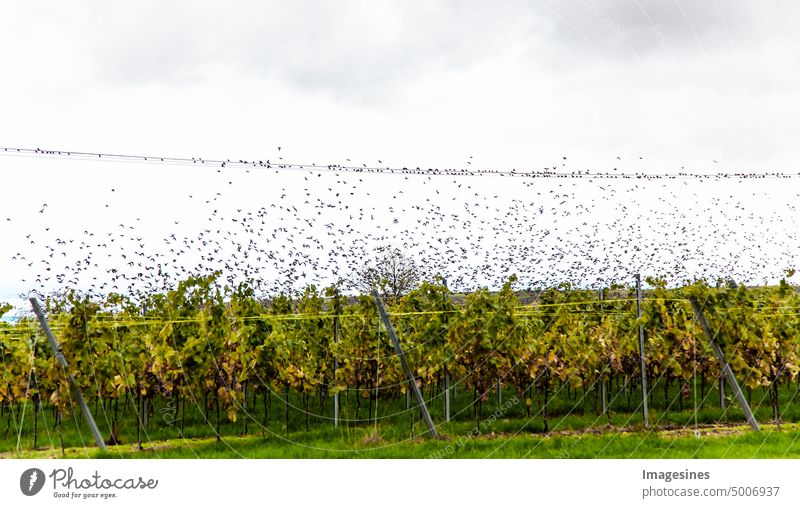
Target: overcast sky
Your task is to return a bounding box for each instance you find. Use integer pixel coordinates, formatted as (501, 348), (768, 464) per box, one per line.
(2, 1), (799, 168)
(1, 1), (799, 310)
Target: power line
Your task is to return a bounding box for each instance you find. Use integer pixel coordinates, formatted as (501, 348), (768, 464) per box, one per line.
(2, 145), (797, 180)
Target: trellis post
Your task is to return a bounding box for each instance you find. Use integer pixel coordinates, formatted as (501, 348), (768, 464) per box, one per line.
(372, 291), (438, 438)
(332, 287), (341, 428)
(689, 297), (759, 431)
(635, 274), (649, 429)
(599, 287), (607, 416)
(30, 297), (107, 450)
(444, 368), (450, 422)
(442, 278), (451, 422)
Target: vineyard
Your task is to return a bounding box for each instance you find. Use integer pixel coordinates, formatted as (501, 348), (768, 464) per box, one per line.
(3, 273), (800, 458)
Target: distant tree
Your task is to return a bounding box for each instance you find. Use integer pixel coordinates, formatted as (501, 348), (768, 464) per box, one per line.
(352, 247), (420, 301)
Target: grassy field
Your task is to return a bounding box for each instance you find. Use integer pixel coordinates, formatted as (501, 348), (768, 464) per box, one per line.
(4, 421), (800, 459)
(2, 379), (800, 458)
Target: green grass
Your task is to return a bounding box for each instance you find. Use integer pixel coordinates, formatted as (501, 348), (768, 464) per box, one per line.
(3, 379), (800, 458)
(5, 421), (800, 459)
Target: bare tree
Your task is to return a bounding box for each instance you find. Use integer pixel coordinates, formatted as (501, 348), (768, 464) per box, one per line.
(352, 247), (420, 300)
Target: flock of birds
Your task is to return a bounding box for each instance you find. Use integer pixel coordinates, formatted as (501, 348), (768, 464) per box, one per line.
(2, 146), (799, 304)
